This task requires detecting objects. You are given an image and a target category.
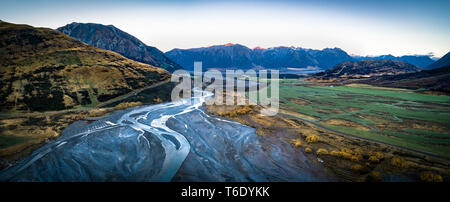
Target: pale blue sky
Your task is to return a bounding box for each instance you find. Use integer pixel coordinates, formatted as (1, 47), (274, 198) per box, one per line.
(1, 0), (449, 57)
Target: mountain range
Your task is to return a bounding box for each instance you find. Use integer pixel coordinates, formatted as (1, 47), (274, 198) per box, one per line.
(54, 22), (437, 72)
(57, 22), (182, 72)
(0, 21), (170, 112)
(314, 59), (422, 79)
(165, 44), (438, 71)
(165, 44), (354, 70)
(352, 54), (435, 69)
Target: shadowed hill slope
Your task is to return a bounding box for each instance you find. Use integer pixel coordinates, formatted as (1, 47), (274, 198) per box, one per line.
(314, 59), (421, 79)
(427, 51), (450, 69)
(363, 65), (450, 93)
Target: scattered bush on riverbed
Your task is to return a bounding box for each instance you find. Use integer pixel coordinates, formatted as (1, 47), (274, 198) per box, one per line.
(217, 105), (254, 117)
(291, 139), (302, 147)
(366, 171), (383, 182)
(88, 109), (110, 117)
(341, 151), (353, 160)
(352, 164), (363, 172)
(368, 151), (384, 162)
(351, 155), (363, 162)
(316, 148), (328, 155)
(330, 150), (341, 157)
(114, 102), (143, 110)
(372, 152), (384, 159)
(368, 156), (380, 163)
(391, 156), (408, 169)
(353, 148), (364, 156)
(153, 97), (163, 103)
(341, 148), (353, 154)
(305, 147), (312, 153)
(235, 105), (254, 115)
(306, 135), (319, 143)
(420, 171), (443, 182)
(329, 149), (361, 162)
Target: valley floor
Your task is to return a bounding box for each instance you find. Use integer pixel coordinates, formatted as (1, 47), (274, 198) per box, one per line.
(278, 79), (450, 159)
(1, 79), (449, 182)
(206, 79), (450, 181)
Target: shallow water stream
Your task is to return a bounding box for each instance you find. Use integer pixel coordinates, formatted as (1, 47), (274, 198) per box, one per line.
(0, 89), (330, 181)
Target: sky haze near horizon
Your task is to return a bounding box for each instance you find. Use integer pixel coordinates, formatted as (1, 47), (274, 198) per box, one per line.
(0, 0), (449, 57)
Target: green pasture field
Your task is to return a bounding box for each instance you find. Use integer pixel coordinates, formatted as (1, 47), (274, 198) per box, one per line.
(277, 79), (450, 158)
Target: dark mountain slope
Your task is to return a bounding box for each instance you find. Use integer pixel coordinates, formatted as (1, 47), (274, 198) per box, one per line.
(57, 22), (181, 72)
(427, 51), (450, 69)
(306, 48), (355, 69)
(166, 44), (254, 70)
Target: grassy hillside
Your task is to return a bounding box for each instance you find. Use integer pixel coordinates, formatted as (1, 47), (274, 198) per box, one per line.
(0, 21), (171, 112)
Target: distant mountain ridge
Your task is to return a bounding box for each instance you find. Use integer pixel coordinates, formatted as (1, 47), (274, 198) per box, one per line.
(165, 44), (354, 70)
(166, 44), (437, 71)
(57, 22), (181, 72)
(166, 44), (254, 70)
(314, 59), (422, 79)
(353, 54), (435, 69)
